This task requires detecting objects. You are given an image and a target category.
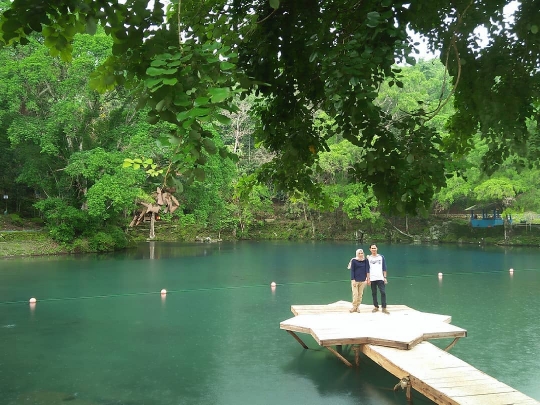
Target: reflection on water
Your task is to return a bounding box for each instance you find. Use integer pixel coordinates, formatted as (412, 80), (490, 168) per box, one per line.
(1, 241), (539, 404)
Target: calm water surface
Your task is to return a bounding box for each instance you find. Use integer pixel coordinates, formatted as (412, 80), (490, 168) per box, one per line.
(1, 241), (539, 405)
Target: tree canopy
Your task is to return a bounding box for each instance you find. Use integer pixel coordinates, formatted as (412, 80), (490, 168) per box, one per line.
(1, 0), (539, 215)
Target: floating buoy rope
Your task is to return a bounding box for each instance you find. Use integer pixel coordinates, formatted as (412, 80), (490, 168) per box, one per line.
(0, 268), (537, 306)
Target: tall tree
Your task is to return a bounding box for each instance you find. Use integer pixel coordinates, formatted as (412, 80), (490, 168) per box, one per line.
(1, 0), (538, 215)
(0, 30), (160, 242)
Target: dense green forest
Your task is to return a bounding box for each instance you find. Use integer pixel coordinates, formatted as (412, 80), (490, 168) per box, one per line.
(1, 1), (539, 252)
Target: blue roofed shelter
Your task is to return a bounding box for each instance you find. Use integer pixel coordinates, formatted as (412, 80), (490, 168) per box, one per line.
(465, 204), (512, 228)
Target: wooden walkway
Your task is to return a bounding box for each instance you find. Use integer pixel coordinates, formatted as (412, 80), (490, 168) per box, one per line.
(280, 301), (539, 405)
(364, 342), (539, 405)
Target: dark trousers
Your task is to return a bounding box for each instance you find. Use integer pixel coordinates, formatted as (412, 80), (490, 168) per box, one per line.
(371, 280), (387, 309)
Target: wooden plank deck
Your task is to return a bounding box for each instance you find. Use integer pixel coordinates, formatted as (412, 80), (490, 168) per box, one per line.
(281, 301), (467, 350)
(280, 301), (540, 405)
(363, 342), (539, 405)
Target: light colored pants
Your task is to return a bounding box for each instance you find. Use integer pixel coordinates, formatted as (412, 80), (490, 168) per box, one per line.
(351, 280), (366, 309)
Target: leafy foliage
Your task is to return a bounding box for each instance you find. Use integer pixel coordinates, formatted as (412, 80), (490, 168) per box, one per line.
(88, 227), (128, 252)
(2, 1), (540, 248)
(33, 197), (90, 243)
(3, 0), (538, 215)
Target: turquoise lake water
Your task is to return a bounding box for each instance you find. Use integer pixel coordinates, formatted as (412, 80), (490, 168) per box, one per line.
(1, 241), (539, 404)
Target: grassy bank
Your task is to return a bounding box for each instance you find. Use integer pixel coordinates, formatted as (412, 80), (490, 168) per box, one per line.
(0, 231), (65, 257)
(2, 214), (540, 259)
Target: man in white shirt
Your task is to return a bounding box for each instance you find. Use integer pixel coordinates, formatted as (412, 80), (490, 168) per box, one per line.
(367, 244), (389, 314)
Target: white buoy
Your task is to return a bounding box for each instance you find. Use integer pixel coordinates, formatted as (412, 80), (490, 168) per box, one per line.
(160, 289), (167, 294)
(29, 297), (37, 303)
(270, 282), (276, 287)
(509, 268), (514, 273)
(438, 272), (443, 278)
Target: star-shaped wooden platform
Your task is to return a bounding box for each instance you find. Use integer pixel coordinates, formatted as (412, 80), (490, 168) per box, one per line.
(280, 301), (467, 350)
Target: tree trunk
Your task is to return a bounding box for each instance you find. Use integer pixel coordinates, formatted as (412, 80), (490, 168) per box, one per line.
(405, 215), (409, 233)
(149, 212), (156, 239)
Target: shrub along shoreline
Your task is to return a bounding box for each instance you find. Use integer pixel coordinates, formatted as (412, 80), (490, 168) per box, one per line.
(2, 215), (540, 258)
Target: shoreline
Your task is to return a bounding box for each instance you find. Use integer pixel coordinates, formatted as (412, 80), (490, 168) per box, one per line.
(2, 222), (540, 259)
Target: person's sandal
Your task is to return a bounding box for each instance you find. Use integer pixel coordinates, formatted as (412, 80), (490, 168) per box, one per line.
(372, 308), (379, 313)
(382, 308), (390, 314)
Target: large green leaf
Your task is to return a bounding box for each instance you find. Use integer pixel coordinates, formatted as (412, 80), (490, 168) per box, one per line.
(215, 114), (231, 125)
(146, 67), (178, 76)
(188, 107), (210, 118)
(194, 97), (210, 107)
(174, 94), (192, 107)
(145, 77), (163, 88)
(208, 87), (231, 103)
(162, 77), (178, 86)
(269, 0), (280, 9)
(220, 61), (235, 71)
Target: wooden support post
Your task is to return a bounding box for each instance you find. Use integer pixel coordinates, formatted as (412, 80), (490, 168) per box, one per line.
(325, 346), (352, 367)
(444, 337), (460, 352)
(393, 376), (412, 402)
(285, 330), (308, 349)
(352, 345), (362, 367)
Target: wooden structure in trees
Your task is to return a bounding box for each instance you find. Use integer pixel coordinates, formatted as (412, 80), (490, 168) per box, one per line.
(280, 301), (539, 405)
(129, 187), (180, 239)
(465, 203), (512, 228)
